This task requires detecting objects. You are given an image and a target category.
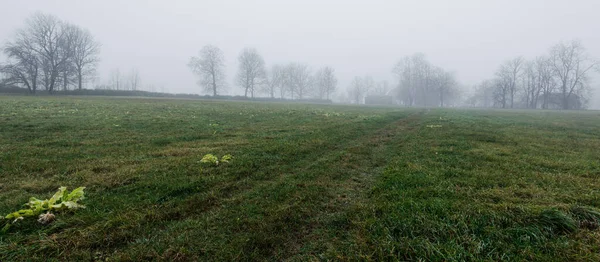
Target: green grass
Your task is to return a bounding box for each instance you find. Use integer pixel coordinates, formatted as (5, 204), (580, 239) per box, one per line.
(1, 96), (600, 261)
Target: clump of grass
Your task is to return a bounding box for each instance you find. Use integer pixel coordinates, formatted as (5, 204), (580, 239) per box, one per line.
(536, 209), (578, 234)
(570, 206), (600, 230)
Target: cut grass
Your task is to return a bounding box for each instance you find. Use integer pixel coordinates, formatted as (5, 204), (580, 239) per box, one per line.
(1, 96), (600, 261)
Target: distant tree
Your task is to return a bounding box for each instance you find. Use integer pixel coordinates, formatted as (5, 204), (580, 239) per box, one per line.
(433, 68), (458, 107)
(129, 68), (140, 91)
(283, 63), (296, 99)
(521, 57), (555, 109)
(264, 64), (285, 98)
(314, 66), (337, 100)
(1, 13), (100, 94)
(466, 80), (495, 108)
(236, 48), (266, 98)
(70, 26), (100, 90)
(534, 57), (557, 109)
(1, 42), (40, 93)
(493, 57), (523, 108)
(370, 80), (391, 96)
(549, 40), (598, 109)
(348, 76), (372, 104)
(393, 53), (438, 107)
(287, 63), (312, 99)
(188, 45), (226, 96)
(110, 69), (122, 90)
(28, 14), (74, 93)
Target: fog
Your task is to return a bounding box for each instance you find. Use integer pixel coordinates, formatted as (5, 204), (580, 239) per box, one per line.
(1, 0), (599, 108)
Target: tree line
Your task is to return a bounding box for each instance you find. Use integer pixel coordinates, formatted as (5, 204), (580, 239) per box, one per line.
(391, 53), (460, 107)
(2, 13), (598, 110)
(467, 40), (599, 110)
(0, 13), (100, 94)
(188, 45), (338, 101)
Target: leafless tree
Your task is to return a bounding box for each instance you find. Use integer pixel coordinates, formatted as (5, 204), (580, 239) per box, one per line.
(500, 57), (523, 108)
(393, 56), (414, 106)
(550, 40), (598, 109)
(28, 14), (74, 93)
(493, 57), (523, 108)
(522, 61), (539, 109)
(110, 69), (122, 90)
(493, 74), (510, 108)
(263, 64), (285, 98)
(129, 68), (140, 91)
(188, 45), (226, 96)
(522, 57), (556, 109)
(393, 53), (436, 106)
(287, 63), (313, 99)
(466, 80), (495, 108)
(433, 68), (458, 107)
(314, 66), (337, 100)
(236, 48), (266, 98)
(70, 26), (100, 90)
(370, 80), (391, 96)
(1, 42), (40, 93)
(1, 13), (100, 94)
(348, 76), (373, 104)
(535, 57), (557, 109)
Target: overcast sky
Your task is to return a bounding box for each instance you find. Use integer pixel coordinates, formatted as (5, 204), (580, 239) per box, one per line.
(1, 0), (599, 107)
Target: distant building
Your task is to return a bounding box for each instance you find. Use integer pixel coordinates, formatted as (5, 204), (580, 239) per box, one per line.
(539, 93), (584, 110)
(365, 95), (394, 105)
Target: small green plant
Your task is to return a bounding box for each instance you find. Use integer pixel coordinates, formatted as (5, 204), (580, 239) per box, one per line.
(221, 154), (232, 163)
(200, 154), (233, 166)
(2, 187), (86, 232)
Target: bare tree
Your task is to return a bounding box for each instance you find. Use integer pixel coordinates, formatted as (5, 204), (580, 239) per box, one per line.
(499, 57), (523, 108)
(493, 57), (523, 108)
(493, 74), (510, 108)
(188, 45), (226, 96)
(314, 66), (337, 100)
(283, 63), (296, 99)
(1, 41), (40, 93)
(433, 68), (458, 107)
(348, 76), (372, 104)
(393, 56), (415, 106)
(27, 13), (75, 93)
(287, 63), (312, 99)
(466, 80), (495, 108)
(1, 13), (100, 94)
(550, 40), (598, 109)
(129, 68), (140, 91)
(370, 80), (391, 96)
(263, 64), (285, 98)
(236, 48), (266, 98)
(393, 53), (436, 107)
(535, 57), (557, 109)
(110, 69), (122, 90)
(70, 26), (100, 90)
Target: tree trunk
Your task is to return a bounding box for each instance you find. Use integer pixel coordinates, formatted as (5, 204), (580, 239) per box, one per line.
(63, 71), (68, 91)
(212, 73), (217, 96)
(78, 71), (83, 90)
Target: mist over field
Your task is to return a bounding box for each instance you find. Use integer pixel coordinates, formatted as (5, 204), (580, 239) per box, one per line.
(4, 2), (600, 260)
(1, 0), (599, 108)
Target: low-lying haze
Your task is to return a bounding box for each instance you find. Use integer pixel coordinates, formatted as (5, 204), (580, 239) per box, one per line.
(1, 0), (599, 107)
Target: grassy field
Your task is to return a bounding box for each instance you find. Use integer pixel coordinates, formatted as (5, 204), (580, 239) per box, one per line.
(1, 96), (600, 261)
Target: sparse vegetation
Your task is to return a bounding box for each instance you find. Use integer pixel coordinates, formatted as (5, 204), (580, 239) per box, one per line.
(2, 187), (85, 232)
(1, 96), (600, 261)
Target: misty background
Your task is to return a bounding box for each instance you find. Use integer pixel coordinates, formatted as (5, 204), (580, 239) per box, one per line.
(1, 0), (599, 108)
